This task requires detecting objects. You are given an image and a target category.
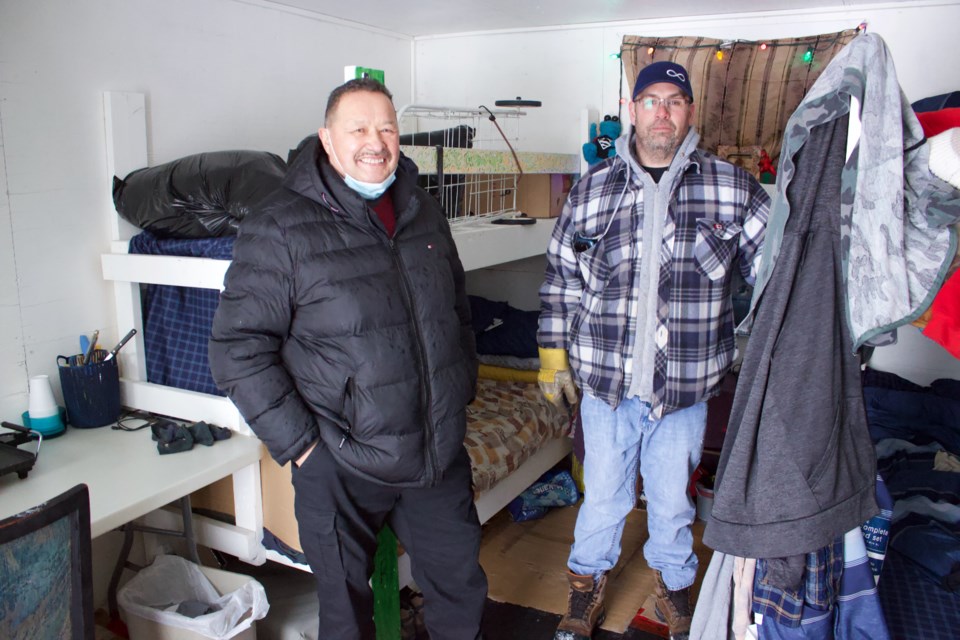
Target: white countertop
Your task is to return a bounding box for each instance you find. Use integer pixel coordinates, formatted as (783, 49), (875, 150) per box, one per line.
(0, 424), (261, 537)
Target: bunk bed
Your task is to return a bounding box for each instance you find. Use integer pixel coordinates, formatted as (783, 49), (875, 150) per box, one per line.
(98, 91), (578, 579)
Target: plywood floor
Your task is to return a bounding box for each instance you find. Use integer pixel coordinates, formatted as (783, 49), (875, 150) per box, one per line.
(479, 502), (713, 634)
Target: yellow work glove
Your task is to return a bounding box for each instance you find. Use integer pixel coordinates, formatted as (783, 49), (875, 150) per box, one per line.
(538, 347), (579, 405)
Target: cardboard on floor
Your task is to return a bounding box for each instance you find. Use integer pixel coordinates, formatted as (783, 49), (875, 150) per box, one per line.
(479, 502), (712, 634)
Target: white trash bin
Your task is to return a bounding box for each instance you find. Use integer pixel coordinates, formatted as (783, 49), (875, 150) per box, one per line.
(118, 555), (269, 640)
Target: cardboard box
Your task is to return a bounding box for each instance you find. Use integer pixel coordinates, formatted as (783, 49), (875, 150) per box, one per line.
(259, 450), (301, 552)
(516, 173), (573, 218)
(460, 174), (518, 218)
(190, 446), (302, 553)
(190, 477), (235, 516)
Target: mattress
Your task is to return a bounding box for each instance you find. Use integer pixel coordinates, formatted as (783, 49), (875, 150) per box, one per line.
(466, 377), (571, 493)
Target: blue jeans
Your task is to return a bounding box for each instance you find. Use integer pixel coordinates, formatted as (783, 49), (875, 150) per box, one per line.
(569, 394), (706, 590)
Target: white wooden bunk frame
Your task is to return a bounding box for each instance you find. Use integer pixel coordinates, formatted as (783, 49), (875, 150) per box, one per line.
(99, 91), (576, 579)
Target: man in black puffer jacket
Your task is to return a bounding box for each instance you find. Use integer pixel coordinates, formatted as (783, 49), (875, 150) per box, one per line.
(209, 78), (486, 640)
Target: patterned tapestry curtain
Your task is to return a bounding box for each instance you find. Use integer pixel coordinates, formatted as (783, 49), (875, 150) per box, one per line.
(621, 29), (859, 176)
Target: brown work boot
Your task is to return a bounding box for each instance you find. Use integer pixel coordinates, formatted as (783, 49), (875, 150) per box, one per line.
(653, 571), (693, 640)
(553, 570), (607, 640)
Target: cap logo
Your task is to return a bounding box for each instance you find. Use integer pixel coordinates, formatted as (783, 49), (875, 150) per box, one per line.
(666, 69), (687, 82)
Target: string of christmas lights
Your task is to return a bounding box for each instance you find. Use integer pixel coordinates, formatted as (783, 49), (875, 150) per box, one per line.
(612, 22), (866, 65)
(610, 23), (866, 114)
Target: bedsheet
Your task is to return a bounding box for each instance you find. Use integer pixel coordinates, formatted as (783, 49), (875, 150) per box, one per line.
(466, 378), (572, 493)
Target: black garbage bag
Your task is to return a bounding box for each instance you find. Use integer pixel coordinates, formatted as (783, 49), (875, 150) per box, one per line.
(113, 150), (287, 238)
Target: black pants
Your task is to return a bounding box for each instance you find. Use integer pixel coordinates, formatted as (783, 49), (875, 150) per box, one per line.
(292, 442), (487, 640)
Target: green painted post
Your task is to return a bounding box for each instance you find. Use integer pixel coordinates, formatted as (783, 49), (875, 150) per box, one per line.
(372, 525), (401, 640)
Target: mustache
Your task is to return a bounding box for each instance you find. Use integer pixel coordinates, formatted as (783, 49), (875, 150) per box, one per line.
(355, 151), (392, 161)
(646, 122), (676, 132)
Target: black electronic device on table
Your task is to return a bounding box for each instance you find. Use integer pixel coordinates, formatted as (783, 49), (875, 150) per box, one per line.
(0, 422), (42, 480)
(494, 97), (542, 107)
(491, 213), (537, 225)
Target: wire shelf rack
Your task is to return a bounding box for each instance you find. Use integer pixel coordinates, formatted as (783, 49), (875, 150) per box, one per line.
(398, 104), (528, 224)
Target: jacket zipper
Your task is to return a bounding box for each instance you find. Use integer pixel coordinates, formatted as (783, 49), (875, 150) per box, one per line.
(338, 376), (354, 449)
(388, 238), (438, 484)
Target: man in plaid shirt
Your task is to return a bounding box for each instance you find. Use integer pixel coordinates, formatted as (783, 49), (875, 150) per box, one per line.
(539, 61), (769, 640)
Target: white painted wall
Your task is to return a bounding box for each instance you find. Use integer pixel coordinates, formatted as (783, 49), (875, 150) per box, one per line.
(0, 121), (20, 420)
(466, 255), (546, 311)
(865, 325), (960, 385)
(430, 1), (960, 380)
(0, 0), (413, 421)
(414, 1), (960, 154)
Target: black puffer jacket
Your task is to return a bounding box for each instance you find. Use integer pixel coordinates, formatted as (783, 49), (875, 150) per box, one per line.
(209, 135), (477, 487)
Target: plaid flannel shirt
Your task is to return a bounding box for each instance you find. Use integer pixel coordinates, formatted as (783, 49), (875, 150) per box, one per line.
(539, 130), (769, 416)
(753, 539), (845, 627)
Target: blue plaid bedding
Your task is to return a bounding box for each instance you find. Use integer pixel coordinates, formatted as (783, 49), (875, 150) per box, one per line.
(866, 367), (960, 638)
(879, 548), (960, 640)
(129, 231), (235, 396)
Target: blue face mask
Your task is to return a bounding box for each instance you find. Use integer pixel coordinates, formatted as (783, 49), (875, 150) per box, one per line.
(343, 172), (396, 200)
(326, 133), (397, 200)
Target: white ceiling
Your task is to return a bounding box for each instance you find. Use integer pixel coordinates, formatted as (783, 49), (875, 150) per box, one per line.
(262, 0), (887, 37)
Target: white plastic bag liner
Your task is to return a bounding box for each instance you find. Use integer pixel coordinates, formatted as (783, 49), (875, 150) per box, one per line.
(117, 555), (269, 639)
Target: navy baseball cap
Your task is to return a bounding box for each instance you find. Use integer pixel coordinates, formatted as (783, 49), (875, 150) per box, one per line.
(632, 61), (694, 101)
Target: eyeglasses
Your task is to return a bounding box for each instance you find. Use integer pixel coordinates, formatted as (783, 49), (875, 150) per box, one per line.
(633, 96), (691, 112)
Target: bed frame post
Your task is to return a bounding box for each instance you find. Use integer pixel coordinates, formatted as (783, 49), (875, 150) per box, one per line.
(103, 91), (147, 382)
(100, 91), (265, 565)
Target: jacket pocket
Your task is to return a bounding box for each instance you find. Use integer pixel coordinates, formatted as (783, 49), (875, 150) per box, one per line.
(337, 376), (356, 447)
(694, 219), (741, 281)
